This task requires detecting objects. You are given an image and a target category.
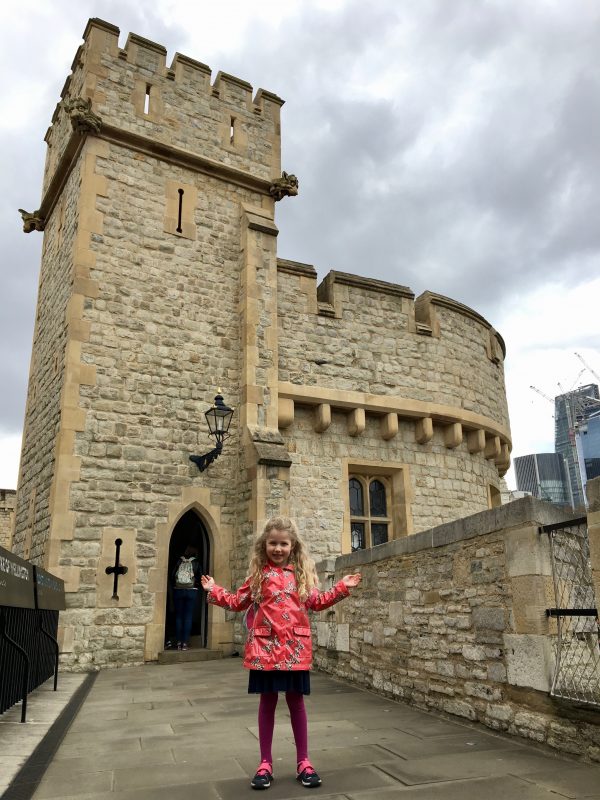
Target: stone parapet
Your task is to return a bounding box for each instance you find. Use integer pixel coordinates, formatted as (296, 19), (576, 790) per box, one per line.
(0, 489), (16, 551)
(41, 18), (284, 199)
(314, 497), (600, 760)
(277, 266), (510, 478)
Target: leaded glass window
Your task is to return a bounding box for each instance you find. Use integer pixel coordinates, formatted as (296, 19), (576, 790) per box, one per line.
(369, 480), (387, 517)
(349, 478), (364, 516)
(348, 474), (392, 551)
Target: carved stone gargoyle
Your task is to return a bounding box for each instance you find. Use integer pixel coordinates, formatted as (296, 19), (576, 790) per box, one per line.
(269, 171), (299, 201)
(62, 96), (102, 135)
(18, 209), (45, 233)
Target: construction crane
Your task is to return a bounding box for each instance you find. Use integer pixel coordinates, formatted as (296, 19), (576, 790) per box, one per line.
(567, 368), (586, 392)
(575, 352), (600, 384)
(530, 385), (553, 403)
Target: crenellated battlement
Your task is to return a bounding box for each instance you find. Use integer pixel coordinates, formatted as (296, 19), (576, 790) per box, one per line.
(277, 261), (505, 364)
(41, 18), (286, 198)
(276, 260), (511, 473)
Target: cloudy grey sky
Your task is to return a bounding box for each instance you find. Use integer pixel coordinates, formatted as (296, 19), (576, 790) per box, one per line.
(1, 0), (599, 489)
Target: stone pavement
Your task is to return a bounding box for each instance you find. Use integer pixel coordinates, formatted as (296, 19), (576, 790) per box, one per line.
(3, 658), (600, 800)
(0, 672), (89, 797)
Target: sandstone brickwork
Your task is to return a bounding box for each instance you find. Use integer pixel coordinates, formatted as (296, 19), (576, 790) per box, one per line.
(0, 489), (16, 550)
(314, 494), (600, 761)
(14, 19), (511, 670)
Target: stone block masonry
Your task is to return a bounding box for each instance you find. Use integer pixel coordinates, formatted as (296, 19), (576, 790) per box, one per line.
(14, 17), (513, 670)
(0, 489), (16, 550)
(315, 492), (600, 761)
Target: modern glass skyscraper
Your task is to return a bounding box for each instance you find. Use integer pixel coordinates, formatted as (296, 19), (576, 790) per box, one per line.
(554, 384), (600, 509)
(581, 411), (600, 483)
(514, 453), (572, 506)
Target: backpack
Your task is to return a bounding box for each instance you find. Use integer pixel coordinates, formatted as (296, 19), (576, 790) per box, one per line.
(175, 557), (196, 588)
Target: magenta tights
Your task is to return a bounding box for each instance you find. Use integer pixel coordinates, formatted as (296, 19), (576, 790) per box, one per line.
(258, 691), (308, 765)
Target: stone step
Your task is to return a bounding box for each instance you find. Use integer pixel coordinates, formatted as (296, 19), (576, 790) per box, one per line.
(157, 648), (224, 664)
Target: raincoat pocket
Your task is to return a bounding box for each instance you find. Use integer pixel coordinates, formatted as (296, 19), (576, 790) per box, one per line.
(293, 626), (311, 637)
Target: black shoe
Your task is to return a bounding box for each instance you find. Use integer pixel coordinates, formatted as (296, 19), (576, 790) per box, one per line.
(250, 767), (273, 790)
(297, 763), (322, 788)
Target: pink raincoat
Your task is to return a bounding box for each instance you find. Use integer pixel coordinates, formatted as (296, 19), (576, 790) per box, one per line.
(207, 562), (349, 671)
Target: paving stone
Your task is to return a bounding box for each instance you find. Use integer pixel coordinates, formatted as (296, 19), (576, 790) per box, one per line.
(346, 773), (574, 799)
(0, 660), (595, 800)
(112, 759), (246, 791)
(214, 765), (398, 799)
(32, 784), (222, 800)
(377, 730), (526, 758)
(517, 764), (600, 798)
(34, 768), (113, 798)
(55, 737), (143, 759)
(374, 747), (576, 785)
(58, 722), (175, 741)
(42, 747), (175, 777)
(392, 716), (477, 738)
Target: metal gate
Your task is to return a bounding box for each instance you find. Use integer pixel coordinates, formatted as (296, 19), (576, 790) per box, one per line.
(541, 517), (600, 706)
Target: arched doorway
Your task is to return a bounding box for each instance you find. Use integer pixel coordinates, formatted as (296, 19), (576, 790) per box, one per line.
(165, 510), (210, 649)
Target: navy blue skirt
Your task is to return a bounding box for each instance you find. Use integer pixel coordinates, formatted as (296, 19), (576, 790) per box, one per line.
(248, 670), (311, 695)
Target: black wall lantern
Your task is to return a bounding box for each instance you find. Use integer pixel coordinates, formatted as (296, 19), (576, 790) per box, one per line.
(190, 391), (235, 472)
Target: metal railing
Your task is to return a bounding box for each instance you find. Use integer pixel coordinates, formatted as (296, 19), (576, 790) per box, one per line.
(0, 546), (64, 721)
(540, 517), (600, 706)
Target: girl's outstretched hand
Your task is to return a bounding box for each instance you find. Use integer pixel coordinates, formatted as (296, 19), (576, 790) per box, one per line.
(342, 573), (361, 589)
(201, 575), (215, 591)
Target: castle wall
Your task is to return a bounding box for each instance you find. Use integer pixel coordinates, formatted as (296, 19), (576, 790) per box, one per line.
(16, 18), (513, 668)
(13, 161), (81, 563)
(314, 497), (600, 761)
(43, 19), (282, 196)
(15, 18), (287, 667)
(277, 266), (508, 428)
(62, 141), (254, 665)
(286, 406), (501, 557)
(277, 264), (511, 545)
(0, 489), (16, 550)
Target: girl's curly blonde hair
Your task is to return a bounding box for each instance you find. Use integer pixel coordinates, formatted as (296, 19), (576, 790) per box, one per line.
(248, 517), (318, 601)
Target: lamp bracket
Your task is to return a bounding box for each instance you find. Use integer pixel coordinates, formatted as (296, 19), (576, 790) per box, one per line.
(189, 442), (223, 472)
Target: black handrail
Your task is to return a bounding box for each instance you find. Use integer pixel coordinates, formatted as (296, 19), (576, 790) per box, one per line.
(38, 616), (60, 691)
(0, 606), (30, 723)
(0, 547), (65, 721)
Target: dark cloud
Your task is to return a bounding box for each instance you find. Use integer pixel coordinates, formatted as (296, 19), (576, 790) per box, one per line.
(1, 0), (599, 439)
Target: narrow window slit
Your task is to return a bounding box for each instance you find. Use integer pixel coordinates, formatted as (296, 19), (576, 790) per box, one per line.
(230, 117), (235, 144)
(176, 188), (184, 233)
(144, 85), (151, 115)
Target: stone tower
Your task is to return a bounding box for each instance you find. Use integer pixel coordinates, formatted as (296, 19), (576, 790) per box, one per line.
(14, 18), (296, 666)
(14, 19), (511, 669)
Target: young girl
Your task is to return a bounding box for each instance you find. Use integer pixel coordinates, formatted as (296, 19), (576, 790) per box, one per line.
(201, 516), (361, 790)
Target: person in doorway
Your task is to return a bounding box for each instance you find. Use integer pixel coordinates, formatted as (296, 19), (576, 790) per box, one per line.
(201, 516), (361, 790)
(172, 545), (201, 650)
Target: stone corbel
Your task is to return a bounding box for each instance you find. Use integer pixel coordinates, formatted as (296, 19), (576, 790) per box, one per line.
(485, 435), (501, 460)
(278, 398), (294, 429)
(467, 429), (486, 454)
(314, 404), (331, 433)
(444, 422), (462, 449)
(415, 417), (433, 444)
(487, 328), (505, 365)
(414, 292), (440, 338)
(495, 442), (511, 475)
(381, 412), (398, 441)
(62, 96), (102, 135)
(18, 209), (46, 233)
(269, 171), (299, 201)
(347, 408), (365, 437)
(248, 426), (292, 468)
